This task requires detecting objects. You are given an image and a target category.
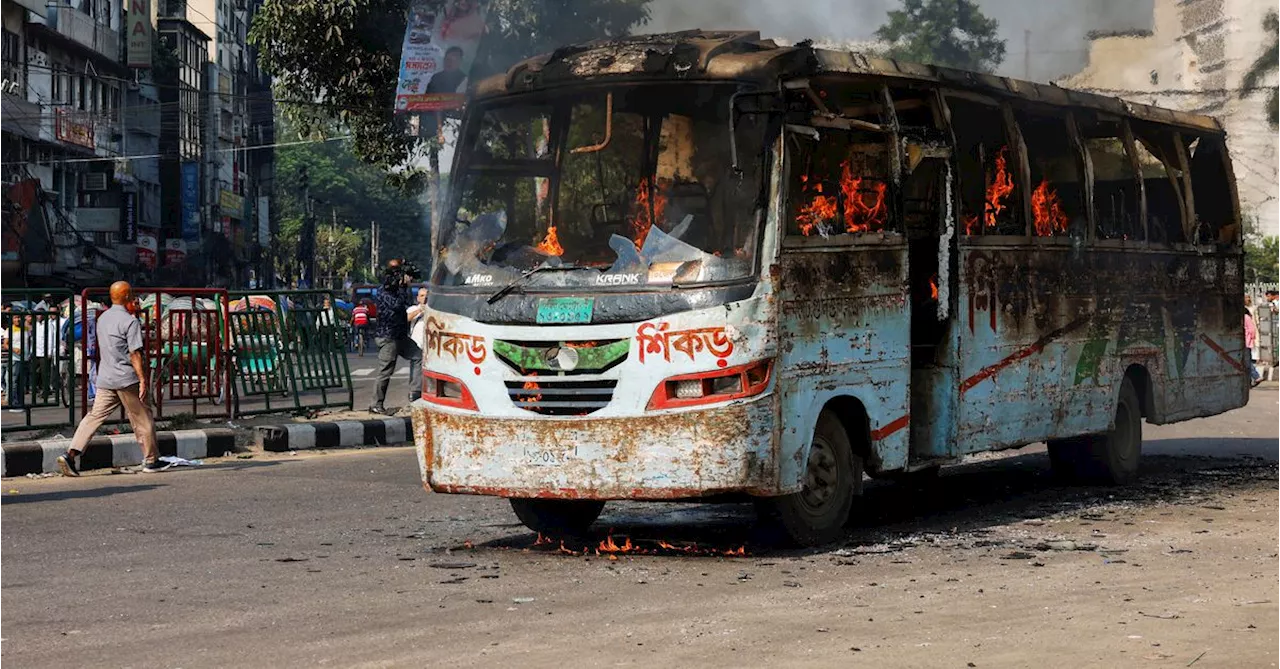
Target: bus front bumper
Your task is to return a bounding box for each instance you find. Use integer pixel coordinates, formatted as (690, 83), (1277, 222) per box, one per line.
(411, 398), (781, 499)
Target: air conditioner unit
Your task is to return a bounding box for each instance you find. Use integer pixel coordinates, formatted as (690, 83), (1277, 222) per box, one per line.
(81, 172), (109, 192)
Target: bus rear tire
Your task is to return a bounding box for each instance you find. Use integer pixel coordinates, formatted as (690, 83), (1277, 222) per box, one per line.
(758, 410), (861, 547)
(509, 498), (605, 536)
(1051, 378), (1142, 485)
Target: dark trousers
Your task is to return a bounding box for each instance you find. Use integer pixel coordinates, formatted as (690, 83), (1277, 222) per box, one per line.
(374, 336), (423, 406)
(8, 360), (27, 408)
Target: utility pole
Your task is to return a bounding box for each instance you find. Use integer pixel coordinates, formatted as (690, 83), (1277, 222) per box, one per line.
(370, 219), (379, 278)
(299, 164), (316, 288)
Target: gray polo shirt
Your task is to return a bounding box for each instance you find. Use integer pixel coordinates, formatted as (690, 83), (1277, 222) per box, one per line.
(96, 305), (145, 390)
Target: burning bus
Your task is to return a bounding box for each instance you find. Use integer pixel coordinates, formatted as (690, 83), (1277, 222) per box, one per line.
(412, 31), (1247, 545)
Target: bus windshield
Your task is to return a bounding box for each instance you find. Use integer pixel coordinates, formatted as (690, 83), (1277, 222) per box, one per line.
(434, 83), (770, 291)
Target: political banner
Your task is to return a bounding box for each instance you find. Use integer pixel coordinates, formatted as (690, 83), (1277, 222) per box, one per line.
(164, 239), (186, 266)
(137, 231), (158, 270)
(394, 0), (484, 113)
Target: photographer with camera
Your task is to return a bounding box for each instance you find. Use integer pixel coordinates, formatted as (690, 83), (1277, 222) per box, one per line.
(369, 259), (425, 415)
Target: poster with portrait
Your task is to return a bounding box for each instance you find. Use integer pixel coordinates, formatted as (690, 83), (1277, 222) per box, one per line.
(394, 0), (485, 113)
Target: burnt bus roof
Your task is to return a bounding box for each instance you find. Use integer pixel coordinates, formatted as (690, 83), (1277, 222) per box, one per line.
(475, 30), (1224, 135)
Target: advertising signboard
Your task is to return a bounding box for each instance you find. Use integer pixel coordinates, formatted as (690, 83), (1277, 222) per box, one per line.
(119, 191), (137, 244)
(136, 231), (158, 270)
(181, 162), (200, 242)
(126, 0), (153, 68)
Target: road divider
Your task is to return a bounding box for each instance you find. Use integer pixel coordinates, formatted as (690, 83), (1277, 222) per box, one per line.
(1, 428), (237, 476)
(256, 417), (412, 452)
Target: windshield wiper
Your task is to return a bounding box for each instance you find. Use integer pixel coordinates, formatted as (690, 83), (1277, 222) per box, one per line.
(486, 264), (592, 304)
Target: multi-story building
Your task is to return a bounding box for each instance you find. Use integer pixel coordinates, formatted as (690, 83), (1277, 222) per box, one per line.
(156, 9), (208, 283)
(1, 0), (135, 284)
(1059, 0), (1279, 239)
(0, 0), (46, 282)
(242, 0), (274, 287)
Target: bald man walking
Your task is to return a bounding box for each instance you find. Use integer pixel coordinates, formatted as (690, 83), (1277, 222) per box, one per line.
(57, 281), (168, 476)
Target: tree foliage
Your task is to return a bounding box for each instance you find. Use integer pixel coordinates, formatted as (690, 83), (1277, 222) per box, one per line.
(249, 0), (651, 170)
(273, 131), (430, 286)
(1246, 235), (1279, 284)
(874, 0), (1007, 73)
(1239, 9), (1278, 129)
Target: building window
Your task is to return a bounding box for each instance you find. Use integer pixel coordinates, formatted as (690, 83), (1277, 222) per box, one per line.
(51, 64), (62, 102)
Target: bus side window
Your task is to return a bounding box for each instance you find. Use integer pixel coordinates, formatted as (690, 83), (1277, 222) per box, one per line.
(1078, 115), (1142, 241)
(1184, 134), (1237, 245)
(946, 96), (1024, 237)
(1014, 110), (1086, 238)
(1131, 122), (1188, 245)
(787, 128), (894, 238)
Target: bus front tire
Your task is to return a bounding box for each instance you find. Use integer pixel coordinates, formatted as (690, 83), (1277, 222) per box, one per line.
(1049, 378), (1142, 485)
(759, 410), (861, 547)
(509, 498), (605, 536)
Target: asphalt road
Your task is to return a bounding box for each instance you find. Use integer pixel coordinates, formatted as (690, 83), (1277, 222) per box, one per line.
(2, 390), (1276, 667)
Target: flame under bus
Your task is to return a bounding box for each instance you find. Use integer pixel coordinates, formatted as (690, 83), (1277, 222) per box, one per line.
(414, 31), (1247, 546)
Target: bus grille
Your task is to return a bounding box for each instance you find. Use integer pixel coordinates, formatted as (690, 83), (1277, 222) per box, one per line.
(505, 379), (618, 416)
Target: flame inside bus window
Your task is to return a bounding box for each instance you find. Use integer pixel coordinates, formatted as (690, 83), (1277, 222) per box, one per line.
(789, 130), (893, 237)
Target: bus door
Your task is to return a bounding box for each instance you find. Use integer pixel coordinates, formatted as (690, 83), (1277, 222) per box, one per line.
(774, 89), (913, 483)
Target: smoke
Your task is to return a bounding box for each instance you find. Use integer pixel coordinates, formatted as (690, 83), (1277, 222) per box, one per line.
(641, 0), (1155, 82)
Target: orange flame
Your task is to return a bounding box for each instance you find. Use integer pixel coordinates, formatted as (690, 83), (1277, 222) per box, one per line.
(597, 534), (635, 553)
(965, 146), (1016, 235)
(520, 379), (542, 404)
(929, 274), (939, 301)
(631, 177), (669, 249)
(1031, 179), (1070, 236)
(797, 158), (889, 235)
(535, 226), (563, 255)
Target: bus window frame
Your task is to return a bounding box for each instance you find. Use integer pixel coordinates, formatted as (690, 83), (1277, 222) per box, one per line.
(779, 79), (905, 246)
(943, 90), (1030, 241)
(1078, 112), (1147, 249)
(1128, 119), (1191, 246)
(1007, 103), (1094, 245)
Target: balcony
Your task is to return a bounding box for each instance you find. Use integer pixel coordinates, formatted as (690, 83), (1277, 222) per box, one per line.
(31, 4), (120, 62)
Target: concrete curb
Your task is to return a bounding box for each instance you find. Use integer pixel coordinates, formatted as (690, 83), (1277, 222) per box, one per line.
(1, 429), (238, 477)
(255, 417), (412, 452)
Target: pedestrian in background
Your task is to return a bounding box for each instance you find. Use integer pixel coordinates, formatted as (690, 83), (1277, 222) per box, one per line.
(7, 309), (32, 412)
(351, 300), (371, 355)
(1245, 297), (1262, 388)
(369, 260), (425, 415)
(409, 286), (429, 352)
(57, 281), (169, 476)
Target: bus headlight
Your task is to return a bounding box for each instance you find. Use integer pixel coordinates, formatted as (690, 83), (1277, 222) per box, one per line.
(647, 359), (773, 410)
(422, 370), (478, 411)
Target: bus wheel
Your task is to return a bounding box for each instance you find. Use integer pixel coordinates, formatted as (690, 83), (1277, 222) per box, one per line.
(760, 410), (861, 546)
(509, 498), (605, 536)
(1083, 378), (1143, 484)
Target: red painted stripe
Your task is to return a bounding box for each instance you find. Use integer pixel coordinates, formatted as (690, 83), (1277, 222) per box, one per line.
(1200, 334), (1247, 374)
(959, 314), (1092, 395)
(871, 414), (910, 441)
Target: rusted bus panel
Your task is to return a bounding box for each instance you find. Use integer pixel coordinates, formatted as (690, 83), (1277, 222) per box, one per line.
(774, 241), (912, 483)
(953, 244), (1245, 452)
(420, 397), (780, 499)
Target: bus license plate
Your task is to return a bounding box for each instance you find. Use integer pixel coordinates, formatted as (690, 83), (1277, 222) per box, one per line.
(535, 297), (594, 324)
(524, 446), (567, 466)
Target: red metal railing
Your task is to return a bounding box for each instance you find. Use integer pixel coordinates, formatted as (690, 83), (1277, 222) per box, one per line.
(79, 288), (231, 422)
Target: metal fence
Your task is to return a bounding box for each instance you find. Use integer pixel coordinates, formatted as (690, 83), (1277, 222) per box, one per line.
(79, 288), (232, 423)
(1, 288), (77, 432)
(227, 290), (353, 416)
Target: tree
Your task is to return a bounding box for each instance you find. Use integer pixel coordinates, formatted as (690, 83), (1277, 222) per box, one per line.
(874, 0), (1007, 73)
(1245, 235), (1279, 284)
(1239, 9), (1278, 129)
(249, 0), (652, 170)
(273, 129), (431, 286)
